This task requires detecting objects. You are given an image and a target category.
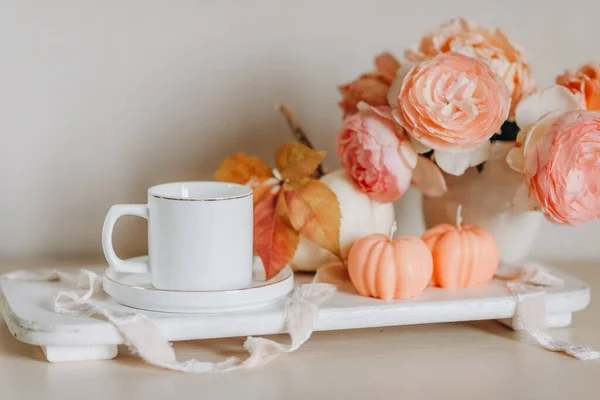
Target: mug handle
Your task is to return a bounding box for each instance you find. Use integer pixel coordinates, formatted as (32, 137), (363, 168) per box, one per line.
(102, 204), (149, 273)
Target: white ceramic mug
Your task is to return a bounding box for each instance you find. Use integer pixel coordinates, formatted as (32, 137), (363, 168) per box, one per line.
(102, 181), (253, 291)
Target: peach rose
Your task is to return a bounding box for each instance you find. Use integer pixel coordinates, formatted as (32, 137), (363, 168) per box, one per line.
(337, 108), (416, 202)
(338, 53), (401, 117)
(556, 62), (600, 110)
(391, 52), (510, 153)
(405, 18), (535, 119)
(509, 110), (600, 225)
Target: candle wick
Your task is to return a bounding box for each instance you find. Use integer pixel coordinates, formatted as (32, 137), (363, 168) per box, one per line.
(389, 220), (398, 240)
(456, 204), (463, 231)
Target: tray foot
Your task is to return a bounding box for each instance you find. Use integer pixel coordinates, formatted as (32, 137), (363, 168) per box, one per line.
(42, 345), (118, 363)
(497, 312), (573, 331)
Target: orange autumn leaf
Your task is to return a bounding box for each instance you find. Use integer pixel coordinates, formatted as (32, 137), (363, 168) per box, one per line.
(214, 153), (275, 204)
(214, 152), (273, 183)
(283, 178), (341, 257)
(253, 190), (299, 280)
(275, 143), (326, 180)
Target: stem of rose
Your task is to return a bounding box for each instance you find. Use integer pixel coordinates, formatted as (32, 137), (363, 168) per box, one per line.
(456, 204), (463, 231)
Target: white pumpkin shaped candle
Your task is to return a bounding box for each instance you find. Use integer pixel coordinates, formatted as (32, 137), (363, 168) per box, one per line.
(347, 223), (433, 300)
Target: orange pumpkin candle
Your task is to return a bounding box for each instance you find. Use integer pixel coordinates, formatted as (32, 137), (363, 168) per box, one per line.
(422, 206), (499, 289)
(348, 223), (433, 300)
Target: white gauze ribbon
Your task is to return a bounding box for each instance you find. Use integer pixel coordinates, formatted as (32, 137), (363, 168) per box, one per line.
(495, 263), (600, 361)
(1, 269), (336, 372)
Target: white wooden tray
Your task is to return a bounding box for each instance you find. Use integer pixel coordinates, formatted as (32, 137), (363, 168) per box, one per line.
(0, 264), (590, 362)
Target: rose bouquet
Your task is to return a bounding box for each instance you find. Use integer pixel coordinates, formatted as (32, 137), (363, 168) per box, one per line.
(337, 17), (600, 230)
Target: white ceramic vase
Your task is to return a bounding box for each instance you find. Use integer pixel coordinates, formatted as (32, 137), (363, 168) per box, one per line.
(421, 142), (544, 264)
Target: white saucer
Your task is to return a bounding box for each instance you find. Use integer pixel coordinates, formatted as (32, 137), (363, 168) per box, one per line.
(102, 256), (294, 314)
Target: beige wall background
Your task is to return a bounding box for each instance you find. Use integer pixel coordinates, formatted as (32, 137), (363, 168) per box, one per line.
(1, 0), (599, 263)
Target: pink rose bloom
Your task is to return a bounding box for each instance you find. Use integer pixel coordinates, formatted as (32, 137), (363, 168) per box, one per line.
(512, 110), (600, 225)
(337, 108), (416, 202)
(392, 53), (510, 152)
(405, 18), (536, 119)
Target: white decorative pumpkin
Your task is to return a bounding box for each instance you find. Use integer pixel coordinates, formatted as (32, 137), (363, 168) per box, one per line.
(291, 169), (395, 271)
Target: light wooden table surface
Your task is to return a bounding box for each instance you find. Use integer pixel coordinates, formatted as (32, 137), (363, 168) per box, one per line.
(0, 260), (599, 399)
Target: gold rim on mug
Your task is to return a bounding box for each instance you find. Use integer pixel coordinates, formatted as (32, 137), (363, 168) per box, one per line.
(148, 181), (253, 202)
(148, 191), (252, 202)
(103, 268), (291, 293)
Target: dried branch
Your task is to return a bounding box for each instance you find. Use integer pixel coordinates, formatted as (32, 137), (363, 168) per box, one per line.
(276, 103), (326, 178)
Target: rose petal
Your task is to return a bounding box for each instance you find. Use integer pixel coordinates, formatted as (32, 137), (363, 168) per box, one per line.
(411, 155), (447, 197)
(515, 85), (580, 130)
(375, 52), (401, 81)
(409, 135), (432, 154)
(433, 150), (471, 176)
(399, 138), (418, 168)
(356, 101), (371, 112)
(467, 141), (492, 167)
(433, 142), (490, 176)
(506, 146), (525, 172)
(387, 63), (417, 107)
(369, 105), (394, 121)
(522, 111), (561, 152)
